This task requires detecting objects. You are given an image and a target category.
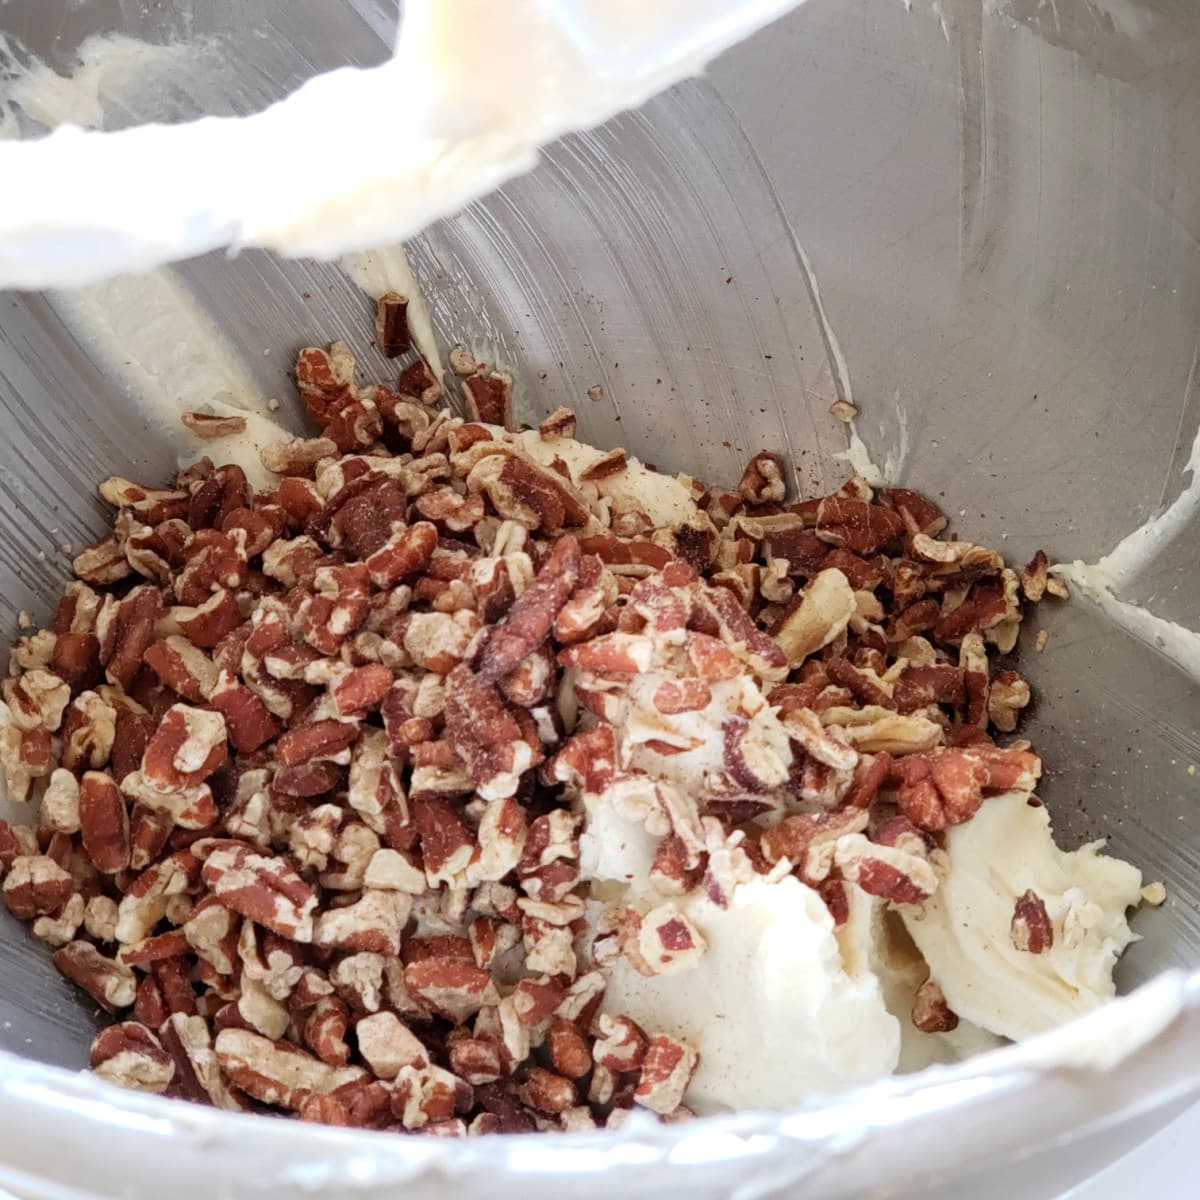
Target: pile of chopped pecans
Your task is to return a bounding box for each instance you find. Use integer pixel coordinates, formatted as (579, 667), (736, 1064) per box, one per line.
(0, 298), (1066, 1132)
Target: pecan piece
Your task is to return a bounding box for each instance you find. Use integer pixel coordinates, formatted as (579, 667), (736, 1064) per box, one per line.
(814, 496), (905, 555)
(214, 1028), (366, 1111)
(3, 854), (75, 920)
(444, 665), (539, 802)
(878, 488), (947, 537)
(738, 451), (787, 505)
(518, 1067), (577, 1115)
(592, 1014), (648, 1072)
(143, 636), (219, 703)
(478, 534), (581, 681)
(276, 720), (358, 767)
(375, 292), (412, 358)
(403, 959), (499, 1023)
(356, 1011), (429, 1080)
(200, 842), (317, 941)
(1020, 550), (1050, 602)
(90, 1022), (175, 1093)
(464, 370), (514, 429)
(834, 832), (937, 905)
(159, 1012), (246, 1109)
(96, 585), (161, 688)
(911, 980), (959, 1033)
(52, 941), (137, 1013)
(79, 771), (131, 874)
(182, 412), (248, 440)
(296, 344), (356, 422)
(633, 1034), (698, 1115)
(141, 704), (228, 792)
(1011, 889), (1054, 953)
(73, 534), (133, 585)
(366, 521), (438, 588)
(210, 675), (280, 753)
(772, 567), (855, 666)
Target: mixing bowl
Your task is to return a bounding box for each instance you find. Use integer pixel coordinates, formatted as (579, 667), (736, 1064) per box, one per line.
(0, 0), (1198, 1195)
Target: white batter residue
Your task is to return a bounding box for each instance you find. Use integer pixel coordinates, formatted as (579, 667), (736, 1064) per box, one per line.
(0, 0), (803, 289)
(0, 33), (201, 133)
(600, 876), (901, 1113)
(902, 792), (1143, 1043)
(1054, 418), (1200, 678)
(54, 272), (297, 490)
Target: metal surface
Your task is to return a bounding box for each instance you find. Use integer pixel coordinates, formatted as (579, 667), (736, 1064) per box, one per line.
(0, 0), (1198, 1194)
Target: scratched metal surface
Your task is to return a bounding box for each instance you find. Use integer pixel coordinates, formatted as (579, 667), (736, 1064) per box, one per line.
(0, 0), (1197, 1194)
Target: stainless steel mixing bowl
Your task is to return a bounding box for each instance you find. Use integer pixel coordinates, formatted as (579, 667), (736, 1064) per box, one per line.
(0, 0), (1198, 1195)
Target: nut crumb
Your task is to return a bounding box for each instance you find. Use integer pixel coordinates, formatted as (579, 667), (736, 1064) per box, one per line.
(829, 399), (858, 422)
(1141, 881), (1167, 906)
(449, 345), (480, 376)
(1034, 628), (1049, 653)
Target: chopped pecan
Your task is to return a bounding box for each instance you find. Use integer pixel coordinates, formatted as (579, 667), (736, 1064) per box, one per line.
(79, 771), (131, 873)
(878, 488), (947, 537)
(366, 521), (438, 587)
(738, 451), (787, 505)
(96, 585), (161, 688)
(519, 1067), (577, 1115)
(261, 436), (338, 477)
(296, 344), (356, 422)
(478, 534), (581, 681)
(214, 1027), (366, 1111)
(911, 980), (959, 1033)
(987, 669), (1031, 733)
(412, 796), (474, 885)
(592, 1014), (648, 1072)
(3, 854), (75, 920)
(90, 1022), (175, 1093)
(182, 412), (248, 440)
(834, 832), (937, 905)
(772, 568), (855, 666)
(73, 534), (133, 585)
(636, 902), (707, 975)
(539, 406), (576, 439)
(633, 1034), (697, 1115)
(39, 767), (81, 835)
(200, 842), (317, 941)
(444, 665), (539, 802)
(357, 1010), (430, 1080)
(52, 940), (137, 1013)
(1020, 550), (1049, 602)
(814, 496), (905, 555)
(210, 675), (280, 753)
(895, 745), (1041, 830)
(375, 293), (412, 358)
(403, 958), (499, 1023)
(1011, 889), (1054, 953)
(313, 889), (410, 955)
(4, 669), (70, 732)
(276, 720), (357, 768)
(141, 704), (228, 792)
(143, 636), (219, 703)
(464, 370), (514, 429)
